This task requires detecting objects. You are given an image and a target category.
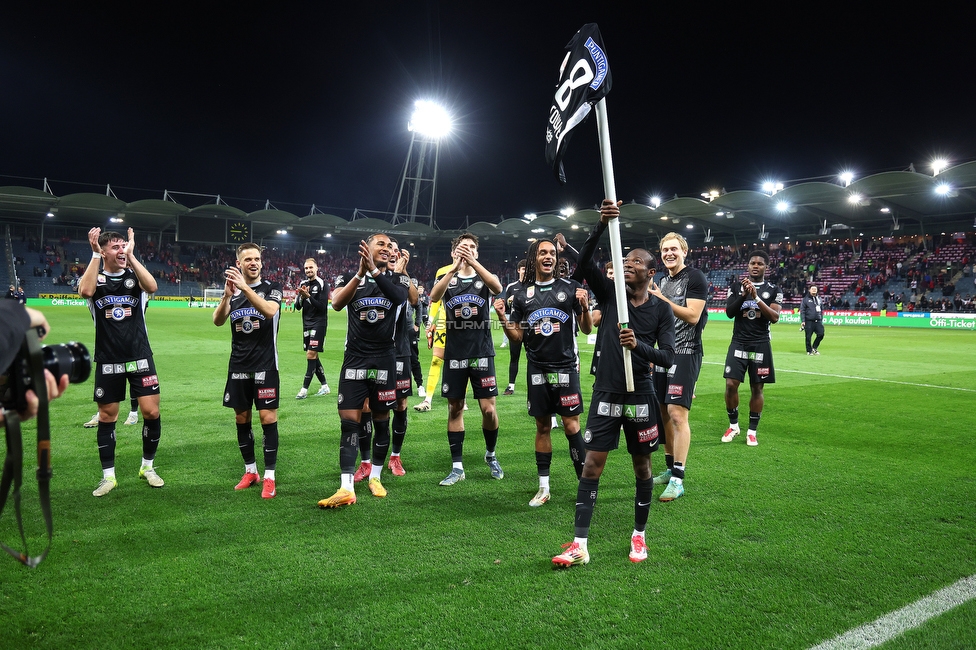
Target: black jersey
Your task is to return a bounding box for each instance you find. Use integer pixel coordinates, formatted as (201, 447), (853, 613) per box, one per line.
(660, 266), (708, 354)
(296, 276), (329, 331)
(342, 271), (409, 357)
(576, 221), (675, 393)
(87, 268), (153, 363)
(442, 272), (494, 360)
(726, 279), (782, 344)
(391, 272), (413, 358)
(227, 280), (282, 372)
(502, 280), (524, 311)
(510, 277), (583, 371)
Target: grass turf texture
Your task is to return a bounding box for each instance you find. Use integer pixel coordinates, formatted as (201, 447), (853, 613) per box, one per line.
(2, 306), (975, 649)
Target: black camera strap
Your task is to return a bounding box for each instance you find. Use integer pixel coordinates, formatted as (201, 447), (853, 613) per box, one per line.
(0, 331), (53, 568)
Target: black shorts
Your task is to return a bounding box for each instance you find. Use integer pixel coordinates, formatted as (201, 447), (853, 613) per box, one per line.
(525, 362), (583, 419)
(93, 356), (160, 405)
(395, 357), (413, 398)
(337, 354), (397, 412)
(653, 352), (702, 410)
(441, 356), (498, 400)
(582, 390), (661, 455)
(223, 369), (280, 411)
(302, 324), (327, 352)
(723, 340), (776, 384)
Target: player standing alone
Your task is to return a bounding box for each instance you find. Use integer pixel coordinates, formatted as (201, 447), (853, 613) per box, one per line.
(497, 239), (590, 506)
(78, 227), (165, 497)
(213, 243), (283, 499)
(295, 257), (331, 399)
(428, 233), (504, 486)
(721, 250), (781, 447)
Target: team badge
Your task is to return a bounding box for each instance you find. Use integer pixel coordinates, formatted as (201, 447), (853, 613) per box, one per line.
(241, 319), (254, 333)
(556, 291), (567, 302)
(124, 278), (136, 289)
(583, 429), (592, 443)
(95, 388), (104, 398)
(442, 383), (449, 393)
(224, 392), (230, 403)
(366, 309), (379, 323)
(762, 291), (770, 300)
(475, 280), (483, 290)
(526, 286), (535, 299)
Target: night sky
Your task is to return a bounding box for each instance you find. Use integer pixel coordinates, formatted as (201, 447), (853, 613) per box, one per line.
(2, 3), (973, 229)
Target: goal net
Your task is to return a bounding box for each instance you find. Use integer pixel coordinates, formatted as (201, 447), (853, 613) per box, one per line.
(203, 288), (225, 308)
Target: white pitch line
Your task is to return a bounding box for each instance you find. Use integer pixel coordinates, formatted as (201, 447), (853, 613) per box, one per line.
(809, 575), (976, 650)
(702, 361), (976, 392)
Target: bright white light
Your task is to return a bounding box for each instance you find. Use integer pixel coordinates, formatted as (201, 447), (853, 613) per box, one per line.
(527, 237), (537, 242)
(660, 216), (668, 221)
(571, 224), (579, 230)
(685, 224), (694, 230)
(762, 181), (784, 195)
(46, 211), (55, 218)
(776, 201), (790, 212)
(839, 171), (854, 186)
(848, 193), (863, 205)
(932, 158), (948, 175)
(325, 233), (332, 238)
(109, 217), (123, 223)
(716, 211), (725, 217)
(531, 228), (545, 233)
(316, 248), (326, 254)
(880, 207), (890, 213)
(650, 196), (661, 208)
(936, 183), (952, 195)
(408, 100), (451, 138)
(276, 229), (287, 235)
(560, 207), (575, 217)
(523, 213), (537, 221)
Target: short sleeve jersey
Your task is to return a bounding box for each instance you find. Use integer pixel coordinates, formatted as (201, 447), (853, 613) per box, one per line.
(660, 266), (708, 354)
(503, 280), (524, 311)
(343, 273), (407, 357)
(442, 273), (495, 360)
(510, 277), (583, 371)
(728, 280), (783, 344)
(87, 268), (153, 363)
(296, 276), (329, 331)
(390, 272), (414, 358)
(227, 280), (282, 372)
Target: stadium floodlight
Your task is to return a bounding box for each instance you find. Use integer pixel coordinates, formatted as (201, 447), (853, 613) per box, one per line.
(701, 189), (720, 201)
(762, 181), (784, 195)
(931, 158), (948, 176)
(523, 213), (537, 221)
(935, 183), (954, 196)
(276, 229), (287, 235)
(880, 207), (890, 214)
(839, 171), (854, 187)
(685, 224), (694, 230)
(560, 207), (575, 217)
(316, 248), (326, 254)
(109, 217), (124, 223)
(650, 196), (661, 208)
(776, 200), (790, 212)
(408, 100), (452, 139)
(571, 224), (579, 230)
(716, 211), (725, 217)
(848, 193), (863, 205)
(660, 216), (669, 221)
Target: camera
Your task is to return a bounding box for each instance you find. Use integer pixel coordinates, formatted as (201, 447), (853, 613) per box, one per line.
(0, 339), (91, 412)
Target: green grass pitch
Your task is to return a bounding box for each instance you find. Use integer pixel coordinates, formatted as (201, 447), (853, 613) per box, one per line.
(2, 306), (975, 649)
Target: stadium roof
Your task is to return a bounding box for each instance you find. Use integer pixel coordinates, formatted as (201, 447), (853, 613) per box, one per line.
(3, 162), (975, 251)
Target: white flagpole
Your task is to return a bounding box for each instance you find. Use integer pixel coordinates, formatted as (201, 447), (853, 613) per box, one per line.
(594, 97), (634, 392)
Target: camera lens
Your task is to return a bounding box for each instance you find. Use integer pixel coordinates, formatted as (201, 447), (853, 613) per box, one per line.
(41, 341), (91, 384)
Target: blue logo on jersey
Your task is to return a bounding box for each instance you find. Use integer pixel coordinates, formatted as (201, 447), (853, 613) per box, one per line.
(230, 307), (264, 321)
(353, 297), (393, 310)
(445, 294), (486, 309)
(94, 295), (139, 310)
(526, 308), (570, 325)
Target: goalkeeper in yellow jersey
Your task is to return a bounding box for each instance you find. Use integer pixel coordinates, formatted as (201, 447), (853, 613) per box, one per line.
(414, 263), (453, 412)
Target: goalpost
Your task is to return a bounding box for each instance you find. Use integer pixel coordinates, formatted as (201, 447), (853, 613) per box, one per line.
(203, 288), (225, 308)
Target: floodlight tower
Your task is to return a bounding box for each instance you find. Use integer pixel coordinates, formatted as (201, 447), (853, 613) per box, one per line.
(392, 100), (451, 227)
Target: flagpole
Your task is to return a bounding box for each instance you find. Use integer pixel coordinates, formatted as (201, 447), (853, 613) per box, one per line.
(594, 97), (634, 392)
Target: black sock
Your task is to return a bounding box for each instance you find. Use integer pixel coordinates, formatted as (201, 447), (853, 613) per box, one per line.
(315, 359), (326, 384)
(391, 409), (407, 454)
(536, 451), (552, 477)
(672, 461), (685, 480)
(574, 477), (599, 538)
(565, 430), (586, 480)
(749, 411), (761, 432)
(262, 422), (278, 471)
(635, 477), (652, 532)
(141, 416), (161, 461)
(303, 359), (316, 389)
(448, 430), (465, 463)
(664, 453), (674, 470)
(483, 427), (499, 456)
(371, 417), (390, 468)
(339, 419), (360, 473)
(236, 423), (255, 465)
(359, 415), (373, 463)
(96, 421), (116, 470)
(728, 407), (739, 426)
(129, 397), (138, 412)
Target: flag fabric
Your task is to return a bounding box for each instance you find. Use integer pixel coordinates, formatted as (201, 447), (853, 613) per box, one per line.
(545, 23), (612, 185)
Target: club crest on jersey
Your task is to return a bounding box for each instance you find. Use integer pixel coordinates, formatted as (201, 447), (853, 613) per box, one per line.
(107, 306), (132, 321)
(362, 309), (384, 323)
(124, 278), (136, 289)
(761, 291), (770, 300)
(526, 286), (535, 299)
(556, 291), (567, 302)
